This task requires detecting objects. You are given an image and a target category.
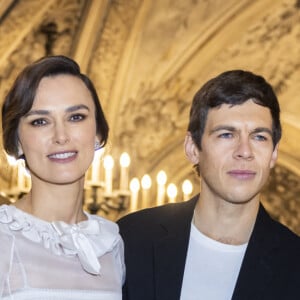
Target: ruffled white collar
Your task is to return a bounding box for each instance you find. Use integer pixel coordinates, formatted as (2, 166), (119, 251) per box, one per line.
(0, 205), (120, 275)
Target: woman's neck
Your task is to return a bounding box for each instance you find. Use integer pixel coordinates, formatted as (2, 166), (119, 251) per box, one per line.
(15, 180), (86, 224)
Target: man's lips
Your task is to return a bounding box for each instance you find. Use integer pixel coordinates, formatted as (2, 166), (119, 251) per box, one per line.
(227, 170), (256, 179)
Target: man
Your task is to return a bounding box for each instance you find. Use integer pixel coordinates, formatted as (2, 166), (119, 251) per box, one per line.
(118, 70), (300, 300)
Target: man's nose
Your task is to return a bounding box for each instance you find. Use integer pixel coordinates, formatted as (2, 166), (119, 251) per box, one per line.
(233, 137), (254, 160)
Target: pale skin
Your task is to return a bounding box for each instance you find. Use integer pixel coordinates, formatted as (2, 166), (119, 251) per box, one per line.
(185, 100), (278, 245)
(16, 74), (100, 224)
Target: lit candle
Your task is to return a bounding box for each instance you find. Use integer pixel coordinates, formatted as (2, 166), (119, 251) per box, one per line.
(156, 170), (167, 206)
(91, 148), (104, 185)
(129, 177), (140, 212)
(167, 183), (177, 203)
(17, 160), (26, 192)
(141, 174), (152, 208)
(103, 155), (114, 194)
(5, 155), (18, 192)
(182, 179), (193, 201)
(119, 152), (131, 190)
(23, 168), (31, 192)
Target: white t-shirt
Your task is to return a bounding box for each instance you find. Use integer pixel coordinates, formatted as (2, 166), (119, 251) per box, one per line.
(0, 204), (125, 300)
(180, 222), (247, 300)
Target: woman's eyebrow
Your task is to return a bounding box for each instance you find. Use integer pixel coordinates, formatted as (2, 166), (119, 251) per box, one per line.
(65, 104), (90, 113)
(24, 109), (49, 117)
(24, 104), (90, 117)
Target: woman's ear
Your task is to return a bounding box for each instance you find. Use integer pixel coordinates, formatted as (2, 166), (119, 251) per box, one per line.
(184, 132), (200, 164)
(94, 137), (101, 151)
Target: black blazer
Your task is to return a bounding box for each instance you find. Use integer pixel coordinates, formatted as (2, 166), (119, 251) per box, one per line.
(118, 195), (300, 300)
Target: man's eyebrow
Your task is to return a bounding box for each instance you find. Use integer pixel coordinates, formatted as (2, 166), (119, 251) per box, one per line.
(24, 104), (90, 117)
(252, 127), (273, 136)
(209, 126), (273, 136)
(209, 125), (236, 134)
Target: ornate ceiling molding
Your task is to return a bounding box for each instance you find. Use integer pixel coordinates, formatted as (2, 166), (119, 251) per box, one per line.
(89, 0), (144, 128)
(0, 0), (299, 222)
(0, 0), (55, 66)
(72, 0), (110, 72)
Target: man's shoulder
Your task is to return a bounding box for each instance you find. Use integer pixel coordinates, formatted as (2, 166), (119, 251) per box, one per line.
(270, 217), (300, 245)
(257, 204), (300, 241)
(253, 204), (300, 256)
(117, 196), (198, 232)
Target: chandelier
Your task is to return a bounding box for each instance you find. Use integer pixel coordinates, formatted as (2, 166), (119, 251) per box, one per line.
(2, 150), (194, 217)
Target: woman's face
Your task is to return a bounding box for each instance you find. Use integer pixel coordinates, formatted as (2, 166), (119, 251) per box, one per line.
(18, 74), (98, 185)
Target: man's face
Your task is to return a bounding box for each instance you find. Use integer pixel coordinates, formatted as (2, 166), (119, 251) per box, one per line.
(186, 99), (278, 205)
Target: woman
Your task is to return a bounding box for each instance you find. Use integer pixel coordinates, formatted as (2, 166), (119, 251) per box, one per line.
(0, 55), (125, 299)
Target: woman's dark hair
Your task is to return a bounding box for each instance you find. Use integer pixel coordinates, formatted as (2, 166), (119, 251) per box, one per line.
(2, 55), (109, 158)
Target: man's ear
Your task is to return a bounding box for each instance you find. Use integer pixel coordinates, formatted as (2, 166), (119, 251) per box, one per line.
(184, 132), (200, 164)
(270, 143), (279, 169)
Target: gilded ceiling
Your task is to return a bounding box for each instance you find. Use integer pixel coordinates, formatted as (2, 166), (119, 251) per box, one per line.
(0, 0), (299, 231)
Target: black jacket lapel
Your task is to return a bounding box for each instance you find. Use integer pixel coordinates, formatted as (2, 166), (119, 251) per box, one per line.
(153, 197), (197, 300)
(232, 205), (279, 300)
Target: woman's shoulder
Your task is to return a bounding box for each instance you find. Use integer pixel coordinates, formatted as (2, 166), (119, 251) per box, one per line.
(0, 221), (15, 276)
(88, 213), (120, 235)
(0, 227), (15, 245)
(83, 213), (123, 253)
(0, 204), (16, 234)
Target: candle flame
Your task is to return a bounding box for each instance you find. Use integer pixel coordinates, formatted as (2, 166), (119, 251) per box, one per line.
(103, 155), (114, 169)
(167, 183), (177, 198)
(182, 179), (193, 195)
(156, 170), (167, 185)
(120, 152), (130, 167)
(130, 177), (140, 192)
(141, 174), (152, 189)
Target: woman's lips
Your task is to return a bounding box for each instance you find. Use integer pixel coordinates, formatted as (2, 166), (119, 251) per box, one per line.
(47, 151), (77, 162)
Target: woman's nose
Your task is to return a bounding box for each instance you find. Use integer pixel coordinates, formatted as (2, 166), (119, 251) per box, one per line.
(53, 124), (69, 145)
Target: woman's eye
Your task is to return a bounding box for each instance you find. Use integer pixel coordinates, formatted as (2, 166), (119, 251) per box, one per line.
(70, 114), (86, 122)
(31, 119), (47, 126)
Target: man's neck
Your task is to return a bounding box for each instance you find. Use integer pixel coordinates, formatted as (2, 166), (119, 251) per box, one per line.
(193, 196), (259, 245)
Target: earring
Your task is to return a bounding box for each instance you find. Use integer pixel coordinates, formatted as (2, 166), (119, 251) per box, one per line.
(94, 141), (101, 150)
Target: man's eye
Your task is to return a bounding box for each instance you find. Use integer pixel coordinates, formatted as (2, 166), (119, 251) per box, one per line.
(70, 114), (86, 122)
(31, 119), (47, 126)
(218, 132), (233, 138)
(254, 134), (267, 141)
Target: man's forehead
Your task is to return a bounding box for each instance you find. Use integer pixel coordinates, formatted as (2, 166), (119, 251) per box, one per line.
(206, 101), (272, 126)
